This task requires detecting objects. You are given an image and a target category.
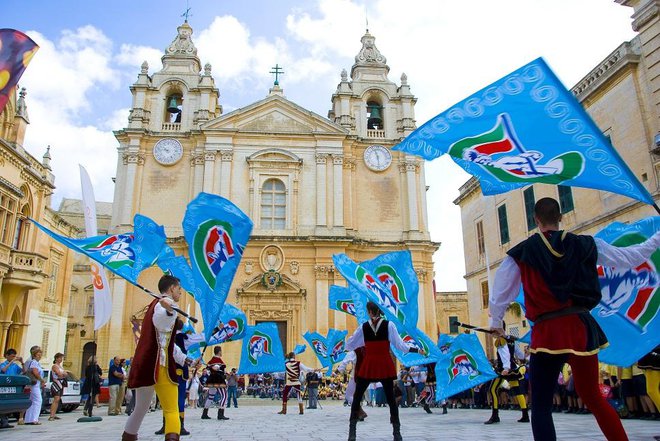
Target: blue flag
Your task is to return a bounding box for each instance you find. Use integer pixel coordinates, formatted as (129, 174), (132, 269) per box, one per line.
(329, 285), (358, 316)
(594, 217), (660, 366)
(183, 193), (253, 340)
(157, 244), (199, 298)
(207, 303), (247, 345)
(293, 344), (306, 355)
(303, 331), (331, 367)
(435, 334), (497, 401)
(238, 323), (285, 375)
(332, 256), (437, 365)
(391, 322), (442, 367)
(32, 214), (166, 284)
(333, 253), (408, 325)
(394, 58), (653, 204)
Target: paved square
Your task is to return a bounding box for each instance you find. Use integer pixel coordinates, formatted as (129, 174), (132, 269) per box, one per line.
(3, 399), (658, 440)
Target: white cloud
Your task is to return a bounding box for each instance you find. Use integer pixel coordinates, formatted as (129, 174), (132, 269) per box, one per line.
(115, 44), (163, 72)
(21, 27), (120, 117)
(17, 26), (121, 205)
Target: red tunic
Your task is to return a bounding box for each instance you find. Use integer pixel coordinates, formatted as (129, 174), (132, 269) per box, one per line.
(128, 299), (178, 388)
(356, 320), (396, 381)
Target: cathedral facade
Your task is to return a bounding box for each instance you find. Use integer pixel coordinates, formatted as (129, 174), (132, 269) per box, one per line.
(93, 21), (437, 369)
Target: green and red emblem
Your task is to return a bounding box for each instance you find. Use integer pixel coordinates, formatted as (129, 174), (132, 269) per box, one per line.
(193, 219), (235, 290)
(248, 330), (273, 366)
(447, 350), (479, 382)
(375, 264), (407, 304)
(355, 266), (405, 322)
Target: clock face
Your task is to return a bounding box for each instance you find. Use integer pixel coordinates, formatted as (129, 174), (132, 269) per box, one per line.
(153, 138), (183, 165)
(364, 145), (392, 172)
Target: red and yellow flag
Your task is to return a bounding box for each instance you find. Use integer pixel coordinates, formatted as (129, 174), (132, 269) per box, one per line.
(0, 29), (39, 114)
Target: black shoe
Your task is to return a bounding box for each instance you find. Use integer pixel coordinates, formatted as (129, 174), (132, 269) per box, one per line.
(180, 417), (190, 436)
(423, 404), (432, 414)
(217, 409), (229, 420)
(201, 408), (211, 420)
(155, 417), (165, 435)
(442, 405), (448, 415)
(484, 409), (500, 425)
(392, 423), (403, 441)
(518, 409), (530, 423)
(348, 419), (358, 441)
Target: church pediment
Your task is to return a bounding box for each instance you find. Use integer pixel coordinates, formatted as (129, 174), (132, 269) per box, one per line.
(237, 272), (305, 296)
(200, 94), (347, 135)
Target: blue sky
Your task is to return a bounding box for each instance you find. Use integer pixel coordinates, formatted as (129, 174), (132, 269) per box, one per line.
(5, 0), (638, 291)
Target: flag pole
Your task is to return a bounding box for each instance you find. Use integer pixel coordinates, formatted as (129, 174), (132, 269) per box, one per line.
(653, 202), (660, 216)
(452, 321), (517, 342)
(130, 281), (198, 323)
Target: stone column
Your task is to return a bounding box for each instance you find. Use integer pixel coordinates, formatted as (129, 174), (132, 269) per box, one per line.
(108, 277), (127, 359)
(203, 152), (216, 193)
(405, 160), (419, 231)
(191, 153), (205, 197)
(220, 151), (233, 198)
(343, 159), (356, 230)
(121, 152), (143, 226)
(332, 155), (344, 228)
(314, 265), (333, 335)
(316, 154), (328, 228)
(0, 321), (11, 355)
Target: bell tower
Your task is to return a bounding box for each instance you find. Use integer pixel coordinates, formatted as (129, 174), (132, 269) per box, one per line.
(329, 29), (417, 140)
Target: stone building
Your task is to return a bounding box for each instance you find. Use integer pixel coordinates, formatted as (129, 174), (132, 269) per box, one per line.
(454, 0), (660, 355)
(435, 291), (468, 335)
(0, 86), (78, 365)
(83, 21), (438, 370)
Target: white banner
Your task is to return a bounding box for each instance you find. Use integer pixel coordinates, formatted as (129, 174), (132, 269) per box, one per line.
(79, 165), (112, 330)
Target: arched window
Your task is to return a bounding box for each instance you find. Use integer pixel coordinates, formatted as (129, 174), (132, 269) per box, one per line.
(260, 179), (286, 229)
(12, 204), (30, 250)
(165, 93), (183, 123)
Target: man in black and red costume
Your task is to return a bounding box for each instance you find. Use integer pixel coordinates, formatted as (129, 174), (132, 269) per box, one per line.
(345, 301), (421, 441)
(489, 197), (660, 441)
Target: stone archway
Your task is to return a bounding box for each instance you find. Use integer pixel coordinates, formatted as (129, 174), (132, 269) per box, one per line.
(236, 272), (306, 355)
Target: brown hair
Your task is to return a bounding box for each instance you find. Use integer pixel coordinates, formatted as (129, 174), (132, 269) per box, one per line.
(53, 352), (64, 363)
(534, 197), (561, 226)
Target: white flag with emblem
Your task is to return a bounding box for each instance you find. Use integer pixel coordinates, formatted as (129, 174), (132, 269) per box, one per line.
(79, 165), (112, 330)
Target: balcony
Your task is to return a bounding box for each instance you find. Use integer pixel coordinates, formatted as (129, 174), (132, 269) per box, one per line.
(161, 123), (181, 131)
(3, 250), (47, 289)
(366, 129), (385, 139)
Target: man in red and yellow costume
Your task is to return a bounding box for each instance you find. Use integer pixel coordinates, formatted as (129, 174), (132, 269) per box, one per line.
(122, 275), (189, 441)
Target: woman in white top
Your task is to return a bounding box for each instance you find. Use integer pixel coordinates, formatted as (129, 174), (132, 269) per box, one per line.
(25, 347), (45, 425)
(187, 370), (200, 408)
(49, 352), (68, 421)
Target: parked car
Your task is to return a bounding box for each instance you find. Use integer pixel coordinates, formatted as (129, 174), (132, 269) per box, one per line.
(41, 369), (81, 413)
(0, 374), (31, 428)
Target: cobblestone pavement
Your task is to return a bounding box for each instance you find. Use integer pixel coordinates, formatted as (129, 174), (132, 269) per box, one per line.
(2, 400), (658, 441)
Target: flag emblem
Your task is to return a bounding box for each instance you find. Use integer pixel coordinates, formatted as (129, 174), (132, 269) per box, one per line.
(193, 220), (236, 290)
(448, 351), (479, 382)
(356, 266), (404, 322)
(248, 330), (272, 365)
(597, 232), (660, 331)
(449, 113), (584, 184)
(213, 317), (246, 343)
(375, 264), (407, 304)
(330, 340), (345, 363)
(335, 300), (356, 316)
(401, 332), (429, 356)
(312, 339), (328, 358)
(83, 234), (135, 269)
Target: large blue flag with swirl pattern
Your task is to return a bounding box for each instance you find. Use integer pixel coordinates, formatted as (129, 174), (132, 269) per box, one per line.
(238, 323), (285, 375)
(182, 193), (253, 341)
(393, 58), (653, 204)
(32, 214), (166, 283)
(303, 329), (348, 370)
